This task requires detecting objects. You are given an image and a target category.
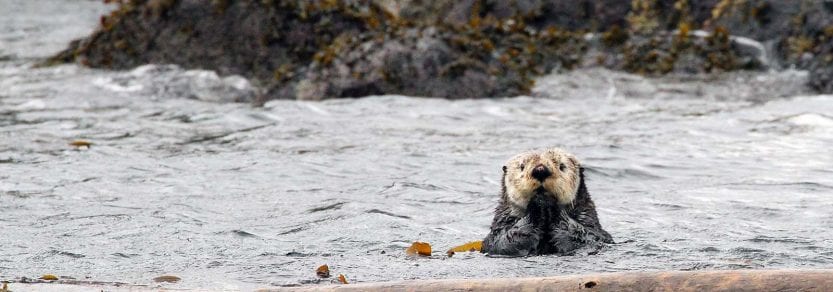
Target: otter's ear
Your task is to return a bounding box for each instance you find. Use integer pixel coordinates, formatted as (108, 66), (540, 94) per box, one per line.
(502, 165), (507, 173)
(568, 156), (580, 168)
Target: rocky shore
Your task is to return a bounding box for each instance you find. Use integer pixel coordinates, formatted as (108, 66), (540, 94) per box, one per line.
(46, 0), (833, 102)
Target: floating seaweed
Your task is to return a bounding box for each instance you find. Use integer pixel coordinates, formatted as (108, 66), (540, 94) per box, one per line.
(405, 241), (432, 257)
(446, 240), (483, 257)
(152, 275), (181, 283)
(69, 140), (93, 149)
(316, 264), (330, 278)
(38, 275), (58, 281)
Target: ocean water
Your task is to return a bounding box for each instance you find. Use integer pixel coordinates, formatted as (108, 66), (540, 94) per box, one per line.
(1, 1), (833, 290)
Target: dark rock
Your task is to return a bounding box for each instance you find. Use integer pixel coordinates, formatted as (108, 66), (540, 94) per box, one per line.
(809, 64), (833, 93)
(46, 0), (395, 100)
(292, 28), (504, 100)
(439, 0), (630, 31)
(706, 0), (830, 42)
(396, 0), (456, 25)
(49, 0), (593, 101)
(285, 24), (586, 100)
(44, 0), (833, 100)
(808, 38), (833, 93)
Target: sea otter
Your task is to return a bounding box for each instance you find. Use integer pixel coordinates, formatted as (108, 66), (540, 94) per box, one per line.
(481, 148), (613, 256)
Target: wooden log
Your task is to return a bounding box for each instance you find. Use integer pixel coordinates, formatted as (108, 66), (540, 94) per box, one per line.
(281, 269), (833, 292)
(6, 269), (833, 291)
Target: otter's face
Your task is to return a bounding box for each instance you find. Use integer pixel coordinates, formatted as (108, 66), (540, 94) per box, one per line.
(503, 148), (581, 209)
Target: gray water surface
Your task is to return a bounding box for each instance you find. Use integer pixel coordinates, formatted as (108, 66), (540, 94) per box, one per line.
(2, 1), (833, 290)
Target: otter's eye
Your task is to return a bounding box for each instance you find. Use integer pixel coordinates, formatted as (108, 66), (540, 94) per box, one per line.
(519, 164), (525, 171)
(559, 163), (566, 171)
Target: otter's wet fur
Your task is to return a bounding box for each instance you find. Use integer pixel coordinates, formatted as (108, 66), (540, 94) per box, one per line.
(482, 148), (613, 256)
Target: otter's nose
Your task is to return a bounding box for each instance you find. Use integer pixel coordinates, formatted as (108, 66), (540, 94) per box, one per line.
(531, 164), (551, 182)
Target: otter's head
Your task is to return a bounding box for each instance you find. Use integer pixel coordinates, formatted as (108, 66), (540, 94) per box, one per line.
(502, 148), (582, 209)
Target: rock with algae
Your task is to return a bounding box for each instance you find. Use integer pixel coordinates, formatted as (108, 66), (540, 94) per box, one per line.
(49, 0), (589, 101)
(45, 0), (833, 100)
(47, 0), (396, 101)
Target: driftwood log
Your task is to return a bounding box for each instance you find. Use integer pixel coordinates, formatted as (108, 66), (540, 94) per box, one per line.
(283, 269), (833, 292)
(5, 269), (833, 291)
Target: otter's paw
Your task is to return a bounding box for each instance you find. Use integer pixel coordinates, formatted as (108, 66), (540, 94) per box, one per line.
(482, 216), (543, 257)
(548, 228), (582, 254)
